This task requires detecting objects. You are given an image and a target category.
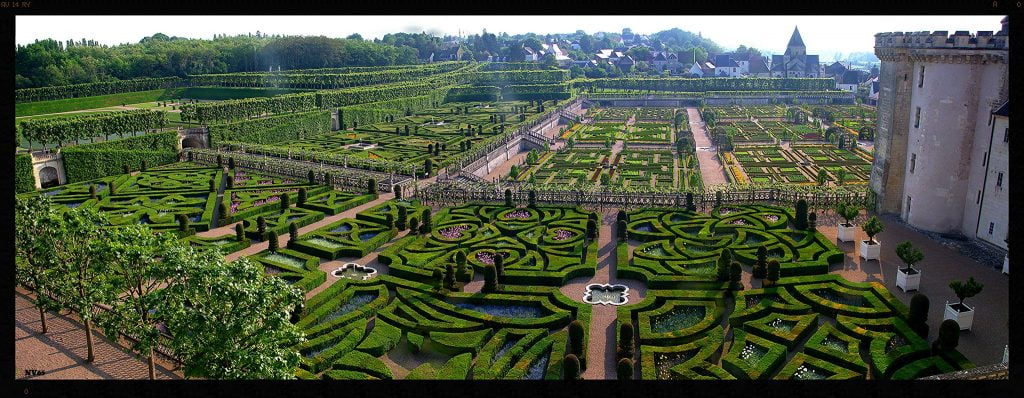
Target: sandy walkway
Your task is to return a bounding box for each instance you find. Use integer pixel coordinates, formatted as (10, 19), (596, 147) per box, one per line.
(686, 107), (728, 187)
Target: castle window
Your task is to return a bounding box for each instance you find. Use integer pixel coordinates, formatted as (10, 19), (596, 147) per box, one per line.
(918, 66), (925, 88)
(910, 153), (916, 173)
(914, 107), (921, 128)
(996, 172), (1003, 188)
(983, 152), (988, 166)
(977, 190), (982, 204)
(989, 222), (995, 235)
(1004, 127), (1009, 143)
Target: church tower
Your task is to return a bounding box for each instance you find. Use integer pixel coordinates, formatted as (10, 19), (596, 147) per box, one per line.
(784, 26), (806, 57)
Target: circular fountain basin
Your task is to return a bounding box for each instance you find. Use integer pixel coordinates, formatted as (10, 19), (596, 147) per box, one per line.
(583, 284), (630, 306)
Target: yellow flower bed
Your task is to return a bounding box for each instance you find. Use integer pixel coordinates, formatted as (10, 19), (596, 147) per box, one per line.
(730, 165), (747, 184)
(723, 152), (736, 165)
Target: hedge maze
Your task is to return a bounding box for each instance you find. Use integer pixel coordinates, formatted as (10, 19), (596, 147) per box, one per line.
(380, 204), (599, 287)
(618, 274), (973, 380)
(291, 277), (591, 380)
(620, 205), (844, 288)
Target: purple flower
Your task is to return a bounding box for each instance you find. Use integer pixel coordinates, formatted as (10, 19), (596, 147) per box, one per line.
(552, 229), (576, 241)
(438, 225), (471, 239)
(504, 209), (530, 220)
(475, 251), (496, 265)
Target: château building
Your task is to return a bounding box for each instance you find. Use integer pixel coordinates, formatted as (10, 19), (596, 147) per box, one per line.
(871, 18), (1009, 251)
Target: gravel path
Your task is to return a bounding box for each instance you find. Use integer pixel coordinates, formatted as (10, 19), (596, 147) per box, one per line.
(686, 107), (728, 187)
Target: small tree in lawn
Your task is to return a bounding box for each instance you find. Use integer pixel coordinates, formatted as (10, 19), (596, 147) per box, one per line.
(908, 293), (930, 338)
(766, 260), (781, 286)
(836, 203), (860, 228)
(948, 277), (983, 311)
(617, 220), (628, 242)
(396, 206), (408, 230)
(14, 196), (62, 335)
(716, 249), (732, 282)
(569, 320), (585, 368)
(288, 223), (299, 248)
(297, 188), (307, 206)
(409, 217), (419, 233)
(482, 264), (499, 293)
(933, 319), (960, 352)
(367, 178), (377, 195)
(753, 246), (768, 279)
(268, 231), (279, 253)
(235, 223), (245, 241)
(794, 199), (808, 230)
(617, 358), (634, 380)
(895, 241), (924, 273)
(563, 354), (581, 380)
(862, 216), (884, 244)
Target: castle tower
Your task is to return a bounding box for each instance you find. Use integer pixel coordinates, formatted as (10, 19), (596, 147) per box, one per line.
(872, 27), (1008, 242)
(784, 26), (806, 57)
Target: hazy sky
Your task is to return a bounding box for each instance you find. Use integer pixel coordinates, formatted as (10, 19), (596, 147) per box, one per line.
(16, 15), (1005, 56)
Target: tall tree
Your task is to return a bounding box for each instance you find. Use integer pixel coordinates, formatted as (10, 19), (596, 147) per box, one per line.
(14, 196), (61, 334)
(159, 249), (305, 379)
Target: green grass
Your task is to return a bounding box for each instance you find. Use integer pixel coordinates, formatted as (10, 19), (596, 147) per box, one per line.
(15, 86), (315, 117)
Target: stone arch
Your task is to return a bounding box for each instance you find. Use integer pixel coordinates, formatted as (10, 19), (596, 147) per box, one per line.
(181, 135), (207, 149)
(39, 166), (60, 188)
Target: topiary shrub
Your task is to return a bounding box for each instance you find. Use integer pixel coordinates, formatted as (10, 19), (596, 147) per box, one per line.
(140, 160), (147, 171)
(89, 184), (97, 199)
(795, 199), (808, 230)
(569, 320), (585, 368)
(587, 219), (597, 240)
(896, 241), (924, 273)
(685, 192), (695, 211)
(563, 354), (581, 380)
(394, 185), (402, 200)
(617, 220), (628, 242)
(396, 206), (408, 231)
(933, 319), (960, 352)
(494, 252), (504, 277)
(617, 358), (634, 380)
(908, 293), (930, 339)
(177, 213), (189, 232)
(482, 264), (499, 293)
(307, 170), (316, 184)
(444, 263), (457, 291)
(948, 277), (983, 309)
(716, 248), (732, 282)
(367, 178), (377, 195)
(528, 190), (537, 208)
(235, 223), (245, 241)
(753, 246), (768, 279)
(419, 210), (432, 234)
(807, 212), (817, 231)
(766, 260), (781, 286)
(729, 261), (743, 291)
(268, 231), (279, 252)
(228, 157), (235, 170)
(409, 217), (419, 233)
(297, 187), (307, 206)
(257, 216), (267, 240)
(504, 189), (513, 207)
(836, 203), (860, 227)
(288, 222), (300, 248)
(280, 193), (290, 210)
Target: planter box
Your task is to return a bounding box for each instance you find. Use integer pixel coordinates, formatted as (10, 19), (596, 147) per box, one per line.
(896, 267), (921, 292)
(943, 302), (975, 331)
(1003, 254), (1009, 275)
(860, 240), (880, 261)
(837, 223), (857, 242)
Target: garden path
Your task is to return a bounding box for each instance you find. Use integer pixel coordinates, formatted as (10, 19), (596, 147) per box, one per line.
(686, 107), (728, 187)
(15, 290), (182, 380)
(558, 210), (648, 380)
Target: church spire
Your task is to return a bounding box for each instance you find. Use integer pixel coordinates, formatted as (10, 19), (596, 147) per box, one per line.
(785, 26), (806, 56)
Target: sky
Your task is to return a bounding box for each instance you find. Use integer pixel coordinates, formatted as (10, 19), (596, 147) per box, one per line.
(16, 15), (1005, 57)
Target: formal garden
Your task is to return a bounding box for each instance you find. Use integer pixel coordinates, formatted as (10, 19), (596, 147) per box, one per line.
(726, 144), (873, 186)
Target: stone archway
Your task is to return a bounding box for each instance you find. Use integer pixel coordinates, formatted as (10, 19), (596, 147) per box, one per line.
(39, 166), (60, 188)
(181, 135), (207, 149)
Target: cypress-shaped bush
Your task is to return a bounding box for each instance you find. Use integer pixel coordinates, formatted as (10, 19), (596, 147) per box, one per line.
(268, 231), (279, 252)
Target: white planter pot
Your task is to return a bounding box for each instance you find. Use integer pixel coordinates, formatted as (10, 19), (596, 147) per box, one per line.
(896, 267), (921, 292)
(860, 240), (880, 261)
(1003, 254), (1009, 275)
(837, 224), (857, 242)
(943, 302), (975, 331)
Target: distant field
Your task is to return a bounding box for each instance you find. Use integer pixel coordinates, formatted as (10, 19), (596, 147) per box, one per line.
(15, 86), (314, 117)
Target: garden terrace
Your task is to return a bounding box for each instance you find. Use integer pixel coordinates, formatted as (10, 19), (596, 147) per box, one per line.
(619, 274), (972, 380)
(799, 104), (875, 120)
(591, 107), (634, 122)
(185, 148), (403, 192)
(727, 144), (873, 186)
(634, 107), (679, 121)
(620, 205), (844, 288)
(612, 150), (676, 189)
(624, 122), (672, 144)
(379, 204), (599, 287)
(572, 122), (623, 143)
(291, 277), (590, 380)
(715, 122), (774, 143)
(519, 149), (609, 187)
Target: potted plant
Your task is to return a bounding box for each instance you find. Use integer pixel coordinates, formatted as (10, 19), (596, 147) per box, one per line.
(859, 216), (884, 261)
(835, 203), (860, 243)
(944, 277), (983, 331)
(895, 241), (924, 292)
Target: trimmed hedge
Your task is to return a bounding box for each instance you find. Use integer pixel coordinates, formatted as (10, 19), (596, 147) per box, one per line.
(15, 153), (35, 193)
(208, 110), (331, 147)
(61, 131), (180, 183)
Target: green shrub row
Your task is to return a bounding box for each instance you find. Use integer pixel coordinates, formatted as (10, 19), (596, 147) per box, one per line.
(15, 153), (35, 193)
(208, 110), (331, 147)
